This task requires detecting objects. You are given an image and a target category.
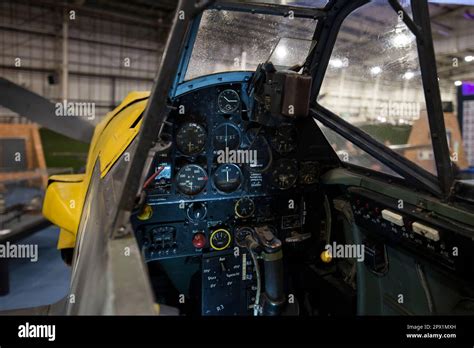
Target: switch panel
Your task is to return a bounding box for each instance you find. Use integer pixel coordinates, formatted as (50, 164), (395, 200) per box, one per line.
(412, 222), (440, 242)
(349, 186), (474, 281)
(381, 209), (404, 226)
(201, 250), (255, 315)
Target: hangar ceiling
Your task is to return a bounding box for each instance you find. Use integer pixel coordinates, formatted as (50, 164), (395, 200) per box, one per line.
(2, 0), (473, 82)
(0, 0), (472, 126)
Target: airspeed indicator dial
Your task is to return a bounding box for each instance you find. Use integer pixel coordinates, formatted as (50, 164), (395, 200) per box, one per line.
(176, 122), (207, 155)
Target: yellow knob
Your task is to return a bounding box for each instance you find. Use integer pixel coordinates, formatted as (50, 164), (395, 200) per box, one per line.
(137, 204), (153, 221)
(320, 250), (332, 263)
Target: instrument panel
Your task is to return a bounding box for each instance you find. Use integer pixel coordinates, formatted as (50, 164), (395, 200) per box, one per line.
(132, 82), (323, 315)
(141, 84), (320, 201)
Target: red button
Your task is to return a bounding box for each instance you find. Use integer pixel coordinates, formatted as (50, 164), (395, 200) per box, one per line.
(192, 233), (206, 249)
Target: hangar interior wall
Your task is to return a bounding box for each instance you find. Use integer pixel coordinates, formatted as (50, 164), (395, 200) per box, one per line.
(0, 1), (164, 125)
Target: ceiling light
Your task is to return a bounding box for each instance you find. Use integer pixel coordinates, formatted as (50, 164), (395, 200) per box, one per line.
(454, 80), (463, 86)
(392, 33), (413, 48)
(403, 71), (415, 80)
(330, 58), (344, 68)
(275, 46), (287, 59)
(329, 57), (349, 69)
(465, 55), (474, 62)
(370, 66), (382, 75)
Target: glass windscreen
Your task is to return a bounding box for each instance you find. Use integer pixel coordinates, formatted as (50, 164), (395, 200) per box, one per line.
(430, 1), (474, 179)
(185, 9), (318, 81)
(318, 0), (438, 177)
(267, 37), (313, 69)
(316, 120), (403, 178)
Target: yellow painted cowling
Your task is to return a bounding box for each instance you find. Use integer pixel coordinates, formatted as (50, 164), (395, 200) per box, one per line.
(42, 91), (150, 249)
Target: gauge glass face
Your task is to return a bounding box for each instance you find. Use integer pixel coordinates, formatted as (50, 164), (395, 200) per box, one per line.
(245, 128), (272, 173)
(234, 197), (255, 218)
(271, 159), (298, 190)
(213, 123), (241, 150)
(213, 164), (242, 193)
(187, 202), (207, 221)
(176, 123), (207, 155)
(176, 164), (208, 195)
(299, 161), (319, 185)
(217, 89), (240, 113)
(235, 227), (253, 247)
(210, 229), (232, 250)
(269, 125), (297, 155)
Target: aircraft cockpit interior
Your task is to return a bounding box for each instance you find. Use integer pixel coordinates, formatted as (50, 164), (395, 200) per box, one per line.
(124, 3), (474, 317)
(2, 1), (474, 334)
(131, 73), (334, 316)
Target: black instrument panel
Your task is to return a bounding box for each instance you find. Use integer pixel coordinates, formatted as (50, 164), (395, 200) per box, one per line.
(142, 83), (320, 201)
(132, 82), (324, 315)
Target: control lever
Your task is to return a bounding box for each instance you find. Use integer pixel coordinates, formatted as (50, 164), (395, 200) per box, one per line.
(240, 233), (262, 315)
(241, 225), (285, 316)
(254, 226), (285, 316)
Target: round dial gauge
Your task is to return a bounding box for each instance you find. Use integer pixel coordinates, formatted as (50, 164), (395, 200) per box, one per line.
(270, 125), (297, 155)
(245, 128), (272, 173)
(299, 161), (320, 185)
(234, 197), (255, 219)
(217, 89), (240, 113)
(271, 159), (298, 190)
(213, 123), (241, 150)
(213, 164), (242, 193)
(210, 228), (232, 250)
(176, 122), (207, 155)
(235, 227), (254, 247)
(187, 202), (207, 221)
(176, 164), (208, 195)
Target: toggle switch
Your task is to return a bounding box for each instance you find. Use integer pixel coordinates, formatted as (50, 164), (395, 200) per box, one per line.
(412, 222), (440, 242)
(381, 209), (404, 226)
